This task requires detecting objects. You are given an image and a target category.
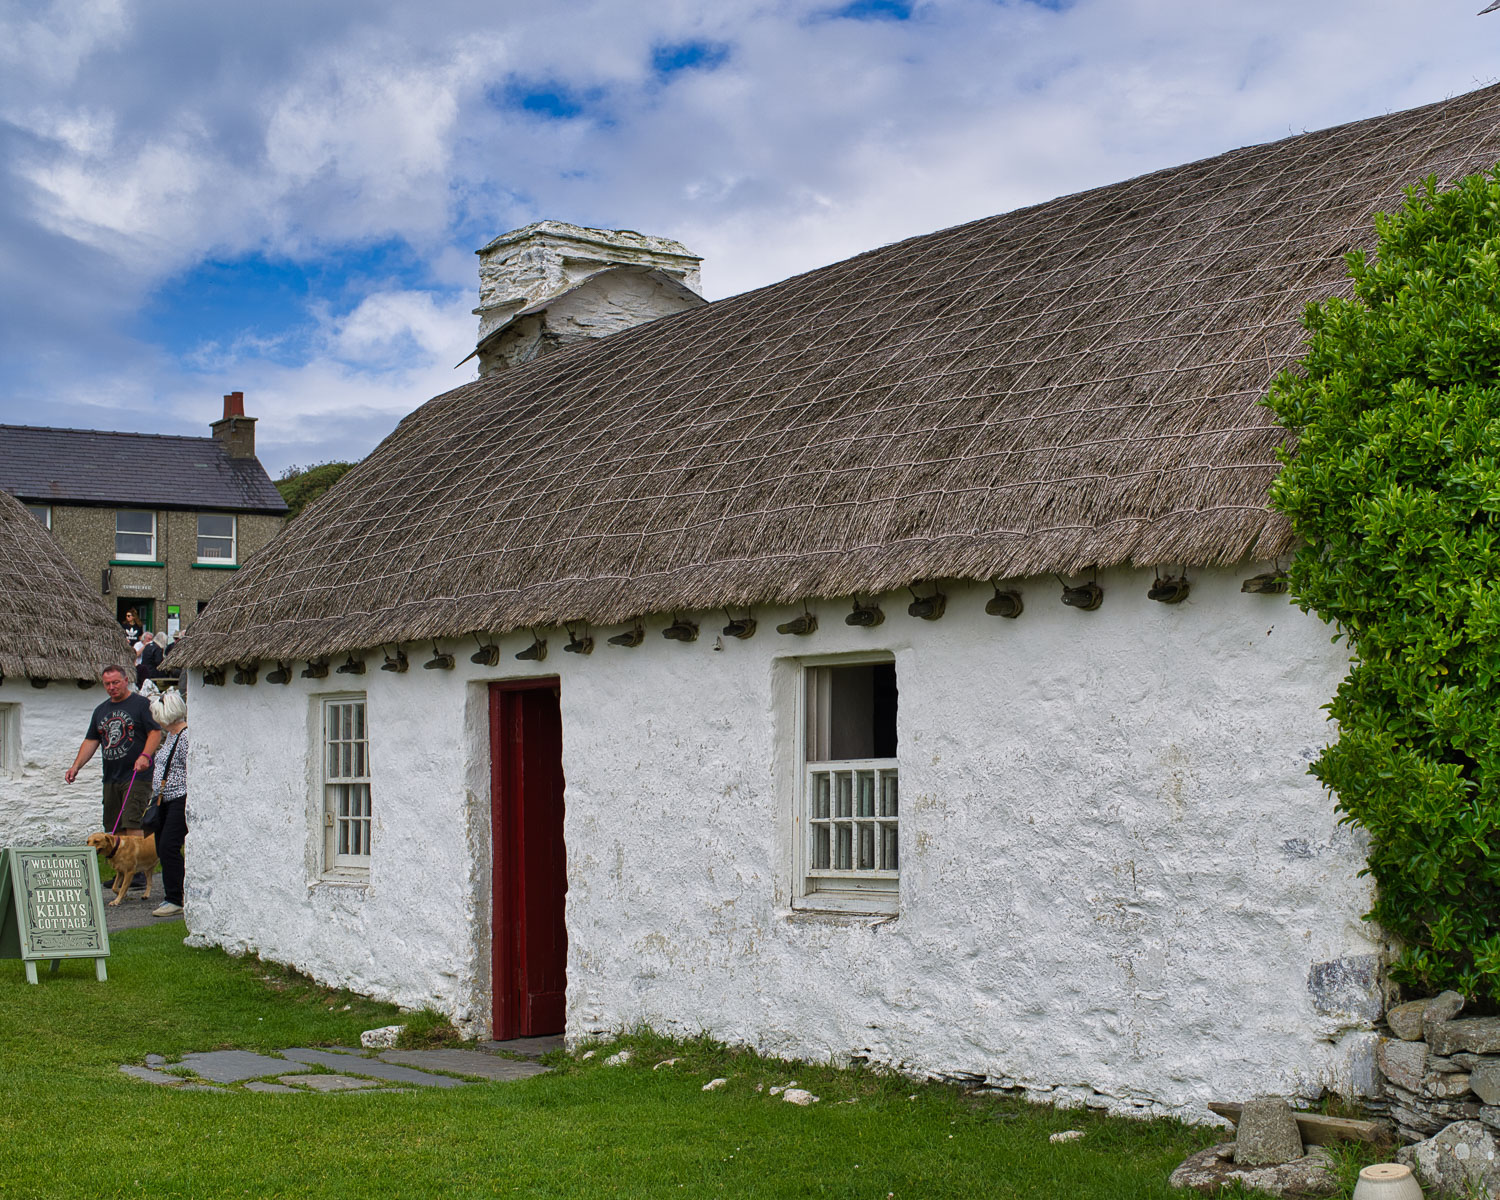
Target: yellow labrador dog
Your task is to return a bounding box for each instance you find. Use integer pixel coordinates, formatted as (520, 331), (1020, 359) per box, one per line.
(86, 832), (158, 906)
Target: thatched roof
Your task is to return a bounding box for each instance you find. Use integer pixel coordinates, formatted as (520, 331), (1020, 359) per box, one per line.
(177, 83), (1500, 668)
(0, 489), (130, 681)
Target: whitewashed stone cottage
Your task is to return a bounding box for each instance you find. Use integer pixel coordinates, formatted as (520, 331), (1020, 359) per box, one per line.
(0, 489), (135, 846)
(174, 84), (1500, 1118)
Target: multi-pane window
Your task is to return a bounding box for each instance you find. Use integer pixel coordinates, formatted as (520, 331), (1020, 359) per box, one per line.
(114, 510), (156, 559)
(25, 505), (50, 529)
(322, 696), (371, 870)
(196, 513), (237, 563)
(801, 660), (899, 911)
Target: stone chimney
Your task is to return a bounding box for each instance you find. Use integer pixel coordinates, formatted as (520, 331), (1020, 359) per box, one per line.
(210, 391), (257, 459)
(472, 221), (705, 375)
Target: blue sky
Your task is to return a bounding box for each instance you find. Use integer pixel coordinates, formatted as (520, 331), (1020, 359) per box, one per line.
(1, 0), (1497, 472)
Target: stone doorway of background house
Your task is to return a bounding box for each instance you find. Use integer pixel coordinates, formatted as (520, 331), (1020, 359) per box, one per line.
(489, 679), (567, 1041)
(116, 597), (154, 634)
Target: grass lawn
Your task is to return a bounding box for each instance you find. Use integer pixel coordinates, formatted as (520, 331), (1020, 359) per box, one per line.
(0, 925), (1364, 1198)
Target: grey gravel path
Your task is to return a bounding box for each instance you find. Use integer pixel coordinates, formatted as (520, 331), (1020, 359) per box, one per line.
(102, 891), (182, 933)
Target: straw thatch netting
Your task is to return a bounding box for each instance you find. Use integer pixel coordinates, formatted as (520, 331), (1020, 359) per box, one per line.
(177, 83), (1500, 668)
(0, 489), (130, 680)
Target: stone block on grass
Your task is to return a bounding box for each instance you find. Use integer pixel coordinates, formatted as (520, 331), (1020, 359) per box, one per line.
(1235, 1098), (1304, 1167)
(1171, 1143), (1336, 1197)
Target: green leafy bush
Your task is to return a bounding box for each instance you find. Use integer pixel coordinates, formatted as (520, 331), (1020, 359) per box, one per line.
(1266, 168), (1500, 1001)
(276, 460), (356, 519)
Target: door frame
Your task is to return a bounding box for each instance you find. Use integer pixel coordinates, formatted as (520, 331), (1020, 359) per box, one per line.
(488, 676), (566, 1041)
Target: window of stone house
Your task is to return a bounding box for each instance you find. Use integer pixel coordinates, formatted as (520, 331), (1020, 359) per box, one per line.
(322, 695), (372, 874)
(114, 510), (156, 560)
(0, 704), (18, 778)
(25, 505), (50, 529)
(196, 514), (236, 563)
(798, 659), (899, 914)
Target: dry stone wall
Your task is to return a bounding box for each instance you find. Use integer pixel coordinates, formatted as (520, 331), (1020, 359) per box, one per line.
(1371, 991), (1500, 1194)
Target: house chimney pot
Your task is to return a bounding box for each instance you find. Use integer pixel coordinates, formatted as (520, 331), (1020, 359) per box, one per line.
(211, 391), (257, 459)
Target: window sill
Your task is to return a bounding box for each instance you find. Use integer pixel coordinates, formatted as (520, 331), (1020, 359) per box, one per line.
(792, 887), (898, 918)
(191, 562), (239, 570)
(109, 559), (164, 568)
(785, 907), (899, 926)
(312, 869), (371, 889)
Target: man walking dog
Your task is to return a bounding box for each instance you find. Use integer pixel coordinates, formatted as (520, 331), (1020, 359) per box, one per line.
(65, 664), (162, 876)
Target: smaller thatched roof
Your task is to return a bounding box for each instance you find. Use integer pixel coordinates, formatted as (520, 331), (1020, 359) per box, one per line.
(0, 489), (130, 681)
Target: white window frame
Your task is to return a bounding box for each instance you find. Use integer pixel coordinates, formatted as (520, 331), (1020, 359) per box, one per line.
(793, 654), (899, 915)
(195, 513), (237, 564)
(114, 510), (157, 560)
(320, 694), (372, 875)
(25, 504), (50, 529)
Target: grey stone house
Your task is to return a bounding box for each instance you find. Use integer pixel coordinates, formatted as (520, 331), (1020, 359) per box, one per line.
(0, 393), (288, 640)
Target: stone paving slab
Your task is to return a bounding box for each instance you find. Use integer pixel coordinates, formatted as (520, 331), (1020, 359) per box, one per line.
(478, 1035), (564, 1059)
(281, 1074), (379, 1092)
(121, 1064), (183, 1085)
(177, 1050), (298, 1083)
(244, 1081), (300, 1094)
(379, 1049), (549, 1081)
(279, 1047), (465, 1087)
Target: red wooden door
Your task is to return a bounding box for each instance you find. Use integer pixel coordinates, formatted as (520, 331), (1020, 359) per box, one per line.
(490, 679), (567, 1040)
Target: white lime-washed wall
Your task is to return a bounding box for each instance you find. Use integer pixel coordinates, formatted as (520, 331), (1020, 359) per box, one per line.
(0, 678), (108, 847)
(183, 565), (1382, 1118)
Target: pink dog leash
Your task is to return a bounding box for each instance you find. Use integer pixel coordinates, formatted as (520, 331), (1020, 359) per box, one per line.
(108, 763), (143, 836)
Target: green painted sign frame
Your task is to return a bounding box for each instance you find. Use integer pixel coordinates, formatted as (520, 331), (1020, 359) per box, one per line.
(0, 846), (110, 983)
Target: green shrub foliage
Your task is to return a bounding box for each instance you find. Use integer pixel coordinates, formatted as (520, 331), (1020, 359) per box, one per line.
(1266, 169), (1500, 1001)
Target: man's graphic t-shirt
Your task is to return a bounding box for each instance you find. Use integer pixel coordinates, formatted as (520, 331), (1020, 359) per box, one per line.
(84, 693), (160, 783)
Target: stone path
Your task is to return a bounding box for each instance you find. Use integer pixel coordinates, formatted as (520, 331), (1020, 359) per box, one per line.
(120, 1037), (560, 1094)
(102, 890), (181, 933)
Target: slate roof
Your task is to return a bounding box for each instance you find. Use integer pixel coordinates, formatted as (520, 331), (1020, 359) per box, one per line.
(0, 425), (288, 514)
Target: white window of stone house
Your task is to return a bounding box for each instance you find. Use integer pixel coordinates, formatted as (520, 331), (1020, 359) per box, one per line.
(0, 704), (19, 778)
(196, 513), (236, 563)
(25, 504), (50, 529)
(114, 510), (156, 560)
(322, 695), (372, 872)
(798, 659), (899, 914)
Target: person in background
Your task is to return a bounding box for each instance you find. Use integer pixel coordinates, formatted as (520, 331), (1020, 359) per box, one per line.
(122, 608), (142, 642)
(147, 688), (188, 918)
(138, 631), (165, 687)
(65, 664), (161, 838)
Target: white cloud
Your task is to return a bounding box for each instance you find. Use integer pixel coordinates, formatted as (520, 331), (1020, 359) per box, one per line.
(2, 0), (1499, 467)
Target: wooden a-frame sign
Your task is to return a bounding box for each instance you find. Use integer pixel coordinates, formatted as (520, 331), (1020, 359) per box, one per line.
(0, 846), (110, 983)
